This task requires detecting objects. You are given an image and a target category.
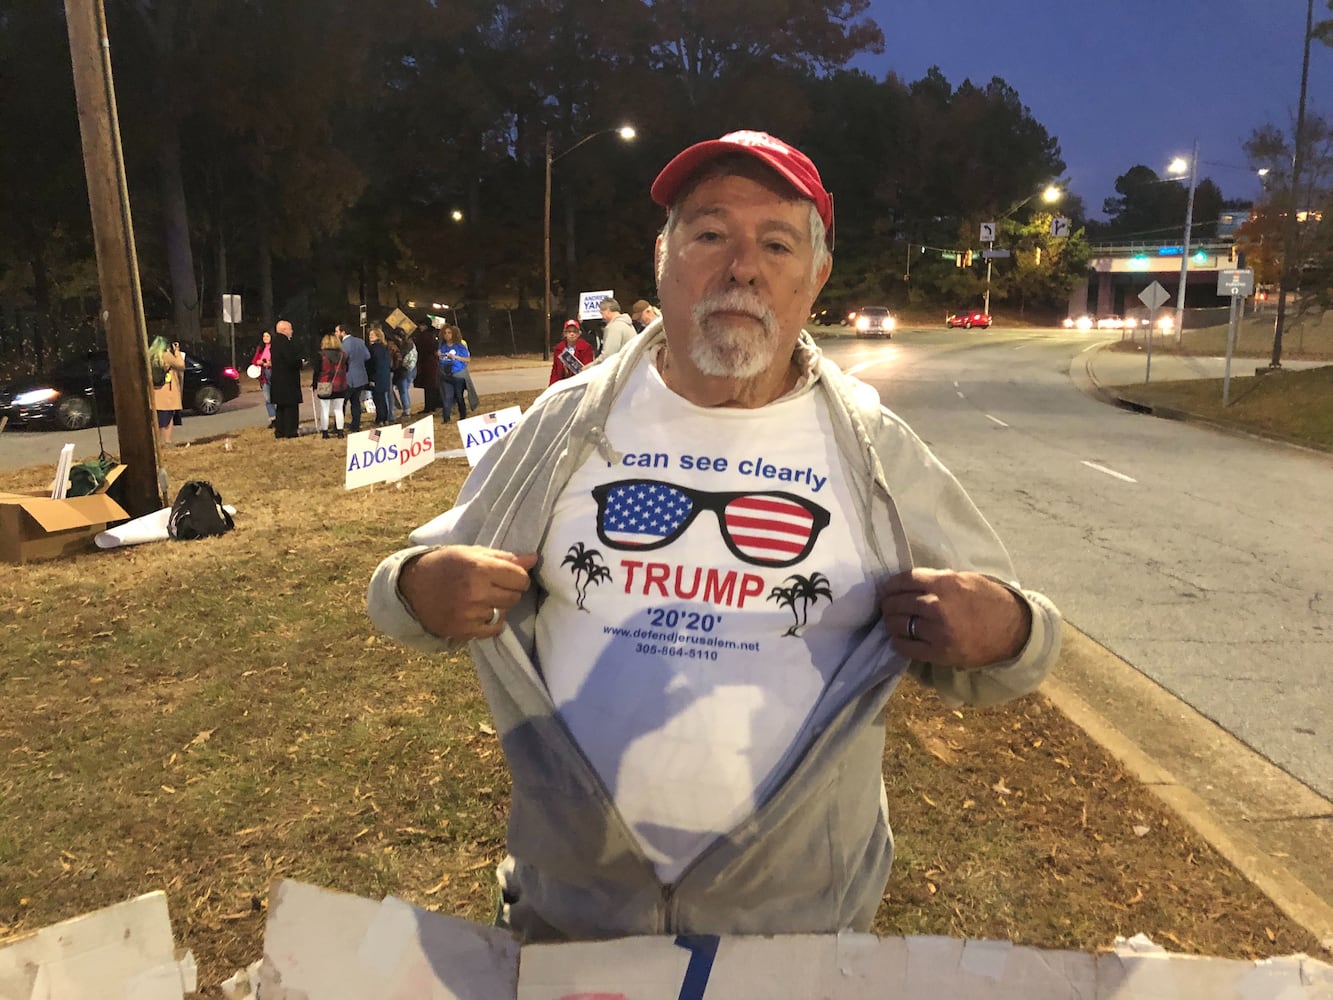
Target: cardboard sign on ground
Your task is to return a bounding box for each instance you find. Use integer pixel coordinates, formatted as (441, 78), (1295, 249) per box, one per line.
(0, 891), (195, 1000)
(254, 879), (1332, 1000)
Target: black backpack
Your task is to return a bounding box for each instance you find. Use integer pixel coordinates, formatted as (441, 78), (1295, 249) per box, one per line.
(168, 481), (235, 540)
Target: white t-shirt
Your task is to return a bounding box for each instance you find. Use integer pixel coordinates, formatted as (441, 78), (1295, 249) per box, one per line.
(536, 353), (881, 881)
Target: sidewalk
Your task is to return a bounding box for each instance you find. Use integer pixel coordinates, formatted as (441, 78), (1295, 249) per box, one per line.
(1066, 342), (1333, 953)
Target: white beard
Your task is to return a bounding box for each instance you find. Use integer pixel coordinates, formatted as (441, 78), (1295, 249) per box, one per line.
(689, 290), (780, 378)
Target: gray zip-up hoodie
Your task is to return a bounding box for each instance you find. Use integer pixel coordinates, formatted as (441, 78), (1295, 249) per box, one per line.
(367, 324), (1061, 942)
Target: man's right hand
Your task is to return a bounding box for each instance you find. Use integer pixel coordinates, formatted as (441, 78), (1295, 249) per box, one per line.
(399, 545), (538, 640)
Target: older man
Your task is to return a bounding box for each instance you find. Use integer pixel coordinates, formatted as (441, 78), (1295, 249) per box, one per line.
(629, 298), (658, 331)
(368, 130), (1061, 943)
(594, 296), (637, 362)
(269, 319), (304, 438)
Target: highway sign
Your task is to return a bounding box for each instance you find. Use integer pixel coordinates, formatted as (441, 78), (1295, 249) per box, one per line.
(981, 248), (1011, 259)
(980, 222), (996, 242)
(1138, 280), (1170, 310)
(1050, 216), (1071, 238)
(1217, 268), (1254, 297)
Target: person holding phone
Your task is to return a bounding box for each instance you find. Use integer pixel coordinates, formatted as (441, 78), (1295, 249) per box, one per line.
(148, 335), (186, 446)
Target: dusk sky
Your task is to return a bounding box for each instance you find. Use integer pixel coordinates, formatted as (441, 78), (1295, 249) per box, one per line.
(856, 0), (1332, 218)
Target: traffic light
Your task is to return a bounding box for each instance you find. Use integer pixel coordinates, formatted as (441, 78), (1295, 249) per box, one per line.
(963, 250), (974, 267)
(955, 252), (964, 268)
(1034, 247), (1042, 265)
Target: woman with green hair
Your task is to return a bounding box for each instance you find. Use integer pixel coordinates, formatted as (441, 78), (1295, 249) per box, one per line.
(148, 335), (186, 445)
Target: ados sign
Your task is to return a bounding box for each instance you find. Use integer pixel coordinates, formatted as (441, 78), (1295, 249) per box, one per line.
(344, 416), (435, 490)
(458, 406), (522, 467)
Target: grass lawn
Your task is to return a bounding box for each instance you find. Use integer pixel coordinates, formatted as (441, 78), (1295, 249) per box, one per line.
(0, 387), (1325, 989)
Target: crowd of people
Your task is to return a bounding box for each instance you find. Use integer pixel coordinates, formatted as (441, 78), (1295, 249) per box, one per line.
(242, 300), (663, 438)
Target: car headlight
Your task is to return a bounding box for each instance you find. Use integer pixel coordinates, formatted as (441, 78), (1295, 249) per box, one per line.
(13, 388), (59, 406)
(1075, 316), (1093, 331)
(882, 316), (896, 331)
(1062, 317), (1074, 328)
(855, 316), (870, 331)
(1156, 315), (1175, 331)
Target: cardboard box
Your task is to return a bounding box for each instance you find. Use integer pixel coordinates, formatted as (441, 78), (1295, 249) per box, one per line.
(0, 489), (129, 565)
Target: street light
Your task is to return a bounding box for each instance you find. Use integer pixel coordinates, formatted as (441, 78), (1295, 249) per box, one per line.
(543, 125), (636, 360)
(1167, 141), (1199, 346)
(982, 184), (1062, 317)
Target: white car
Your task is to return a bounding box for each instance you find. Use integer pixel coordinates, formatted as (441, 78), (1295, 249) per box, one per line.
(853, 307), (896, 337)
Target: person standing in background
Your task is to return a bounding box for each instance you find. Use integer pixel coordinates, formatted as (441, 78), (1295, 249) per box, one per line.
(269, 319), (304, 439)
(368, 324), (394, 428)
(312, 330), (347, 439)
(337, 323), (371, 433)
(149, 336), (186, 446)
(393, 328), (418, 419)
(630, 299), (658, 332)
(549, 319), (594, 384)
(413, 321), (440, 415)
(251, 331), (276, 427)
(595, 297), (636, 362)
(438, 325), (470, 422)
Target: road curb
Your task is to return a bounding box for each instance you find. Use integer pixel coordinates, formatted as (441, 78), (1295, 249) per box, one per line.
(1045, 626), (1333, 955)
(1077, 343), (1333, 456)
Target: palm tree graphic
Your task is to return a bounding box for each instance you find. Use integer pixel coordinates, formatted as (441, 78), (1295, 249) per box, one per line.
(561, 542), (612, 611)
(767, 572), (832, 636)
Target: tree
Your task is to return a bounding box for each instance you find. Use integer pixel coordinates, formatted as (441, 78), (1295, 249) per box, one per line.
(1100, 166), (1224, 244)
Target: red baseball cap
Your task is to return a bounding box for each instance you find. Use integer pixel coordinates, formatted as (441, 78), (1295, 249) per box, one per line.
(650, 130), (834, 248)
(562, 319), (581, 330)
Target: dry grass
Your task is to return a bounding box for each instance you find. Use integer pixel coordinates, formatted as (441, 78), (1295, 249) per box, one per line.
(0, 387), (1323, 990)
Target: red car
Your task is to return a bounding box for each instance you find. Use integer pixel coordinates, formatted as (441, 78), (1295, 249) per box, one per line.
(946, 310), (992, 330)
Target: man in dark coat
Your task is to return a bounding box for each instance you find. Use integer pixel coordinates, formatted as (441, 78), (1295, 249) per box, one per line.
(269, 319), (305, 438)
(412, 321), (440, 414)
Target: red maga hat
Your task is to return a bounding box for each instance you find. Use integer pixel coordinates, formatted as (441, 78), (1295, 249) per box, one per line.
(562, 319), (581, 329)
(650, 130), (834, 248)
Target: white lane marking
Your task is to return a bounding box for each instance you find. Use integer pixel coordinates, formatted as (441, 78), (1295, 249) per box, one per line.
(985, 414), (1009, 427)
(1082, 460), (1137, 483)
(953, 381), (959, 387)
(956, 391), (965, 398)
(1012, 344), (1026, 350)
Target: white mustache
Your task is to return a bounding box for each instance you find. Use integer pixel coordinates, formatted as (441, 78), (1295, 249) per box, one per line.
(693, 290), (777, 333)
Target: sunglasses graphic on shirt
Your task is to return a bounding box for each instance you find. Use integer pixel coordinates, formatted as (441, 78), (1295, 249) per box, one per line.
(591, 478), (830, 568)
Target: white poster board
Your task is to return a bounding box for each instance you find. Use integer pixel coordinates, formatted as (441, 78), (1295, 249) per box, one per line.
(456, 406), (522, 467)
(579, 289), (615, 321)
(344, 416), (435, 490)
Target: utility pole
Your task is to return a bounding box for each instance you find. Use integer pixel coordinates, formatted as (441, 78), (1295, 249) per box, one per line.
(1271, 0), (1316, 369)
(64, 0), (160, 516)
(542, 130), (553, 362)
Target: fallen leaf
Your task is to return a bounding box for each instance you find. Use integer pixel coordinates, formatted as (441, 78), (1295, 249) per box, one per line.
(161, 785), (176, 794)
(1132, 825), (1150, 837)
(1127, 888), (1144, 905)
(478, 723), (496, 736)
(921, 793), (937, 807)
(992, 778), (1012, 795)
(424, 875), (451, 895)
(927, 881), (938, 895)
(186, 729), (216, 748)
(1265, 927), (1276, 942)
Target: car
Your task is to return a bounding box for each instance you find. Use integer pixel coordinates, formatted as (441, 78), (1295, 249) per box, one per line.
(808, 306), (845, 327)
(1062, 314), (1094, 331)
(946, 310), (992, 329)
(0, 350), (241, 430)
(851, 306), (896, 337)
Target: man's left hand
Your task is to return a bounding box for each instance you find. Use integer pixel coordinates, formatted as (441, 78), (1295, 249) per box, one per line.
(879, 568), (1031, 669)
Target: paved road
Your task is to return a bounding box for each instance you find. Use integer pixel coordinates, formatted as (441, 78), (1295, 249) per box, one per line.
(820, 326), (1333, 800)
(0, 367), (553, 472)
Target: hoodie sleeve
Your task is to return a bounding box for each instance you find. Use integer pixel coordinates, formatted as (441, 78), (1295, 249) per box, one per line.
(870, 405), (1062, 707)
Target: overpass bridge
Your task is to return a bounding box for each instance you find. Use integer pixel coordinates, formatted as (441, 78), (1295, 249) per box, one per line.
(1070, 239), (1245, 327)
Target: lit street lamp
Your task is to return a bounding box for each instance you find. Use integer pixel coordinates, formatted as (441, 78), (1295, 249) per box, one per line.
(543, 125), (636, 360)
(1167, 141), (1198, 346)
(982, 184), (1061, 317)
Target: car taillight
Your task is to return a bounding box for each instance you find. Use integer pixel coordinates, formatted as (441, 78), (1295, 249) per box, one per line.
(222, 367), (240, 380)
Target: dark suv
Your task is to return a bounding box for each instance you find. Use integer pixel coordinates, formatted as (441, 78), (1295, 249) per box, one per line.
(0, 350), (241, 430)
